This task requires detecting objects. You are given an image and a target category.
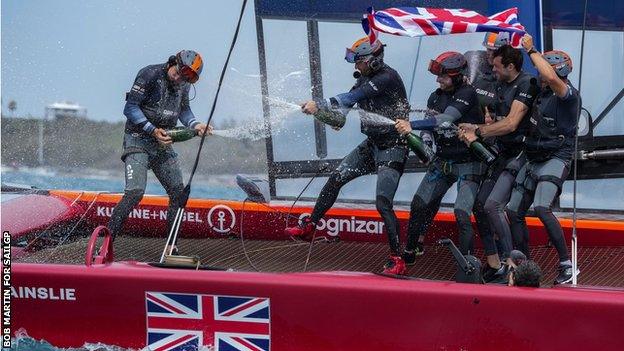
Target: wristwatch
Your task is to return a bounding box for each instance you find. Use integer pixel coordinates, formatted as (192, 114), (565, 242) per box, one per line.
(527, 48), (538, 56)
(475, 125), (482, 138)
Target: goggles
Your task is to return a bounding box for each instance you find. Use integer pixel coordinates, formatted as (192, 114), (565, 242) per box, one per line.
(177, 64), (199, 84)
(344, 47), (368, 63)
(428, 59), (463, 76)
(428, 59), (445, 76)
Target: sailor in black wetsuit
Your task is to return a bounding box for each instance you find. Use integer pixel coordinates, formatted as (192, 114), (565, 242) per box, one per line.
(284, 37), (410, 275)
(459, 45), (539, 282)
(464, 32), (510, 265)
(465, 32), (510, 121)
(394, 52), (486, 261)
(506, 34), (581, 285)
(108, 50), (210, 251)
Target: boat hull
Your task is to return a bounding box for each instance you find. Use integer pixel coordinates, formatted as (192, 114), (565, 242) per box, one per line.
(9, 262), (624, 350)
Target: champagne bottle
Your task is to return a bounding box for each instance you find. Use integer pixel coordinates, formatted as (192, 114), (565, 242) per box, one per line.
(469, 140), (497, 165)
(313, 110), (346, 130)
(165, 127), (198, 142)
(405, 132), (435, 164)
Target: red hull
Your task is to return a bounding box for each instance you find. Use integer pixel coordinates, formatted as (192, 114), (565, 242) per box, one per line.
(50, 190), (624, 246)
(10, 262), (624, 350)
(5, 190), (624, 350)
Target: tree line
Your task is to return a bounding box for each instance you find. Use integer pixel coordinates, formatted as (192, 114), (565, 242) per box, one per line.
(1, 115), (267, 175)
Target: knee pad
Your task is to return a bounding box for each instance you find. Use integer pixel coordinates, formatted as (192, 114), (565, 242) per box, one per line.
(533, 206), (553, 220)
(328, 170), (349, 188)
(453, 208), (471, 226)
(484, 198), (503, 215)
(410, 195), (428, 213)
(506, 208), (523, 224)
(376, 195), (393, 214)
(377, 160), (405, 174)
(124, 189), (145, 204)
(504, 167), (519, 178)
(538, 175), (564, 196)
(473, 198), (486, 215)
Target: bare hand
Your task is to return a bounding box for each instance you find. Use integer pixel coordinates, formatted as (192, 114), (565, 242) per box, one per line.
(301, 100), (319, 115)
(152, 128), (172, 145)
(395, 120), (412, 136)
(458, 129), (478, 145)
(484, 106), (493, 124)
(458, 123), (478, 133)
(521, 34), (534, 53)
(194, 123), (212, 136)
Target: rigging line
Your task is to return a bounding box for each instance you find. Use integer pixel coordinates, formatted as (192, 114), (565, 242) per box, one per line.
(165, 0), (248, 249)
(45, 192), (104, 261)
(407, 37), (423, 103)
(572, 0), (589, 285)
(24, 191), (85, 252)
(240, 198), (261, 272)
(186, 0), (248, 187)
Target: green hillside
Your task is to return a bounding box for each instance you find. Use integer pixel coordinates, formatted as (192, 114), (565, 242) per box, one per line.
(1, 115), (267, 175)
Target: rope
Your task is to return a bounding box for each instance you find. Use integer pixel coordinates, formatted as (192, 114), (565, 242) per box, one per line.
(572, 0), (589, 285)
(165, 0), (249, 248)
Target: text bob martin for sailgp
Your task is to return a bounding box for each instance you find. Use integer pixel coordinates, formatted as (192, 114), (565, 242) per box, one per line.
(5, 0), (624, 351)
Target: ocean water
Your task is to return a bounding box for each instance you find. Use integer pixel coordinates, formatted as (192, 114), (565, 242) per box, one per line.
(0, 168), (247, 201)
(10, 335), (214, 351)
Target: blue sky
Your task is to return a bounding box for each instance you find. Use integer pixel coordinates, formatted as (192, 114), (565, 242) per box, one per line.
(1, 0), (261, 122)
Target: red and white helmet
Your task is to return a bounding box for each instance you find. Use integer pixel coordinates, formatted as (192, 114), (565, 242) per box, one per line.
(344, 37), (384, 63)
(543, 50), (573, 77)
(176, 50), (203, 83)
(428, 51), (467, 76)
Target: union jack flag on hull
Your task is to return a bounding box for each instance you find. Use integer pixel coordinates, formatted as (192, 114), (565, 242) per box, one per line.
(145, 292), (270, 351)
(362, 7), (525, 47)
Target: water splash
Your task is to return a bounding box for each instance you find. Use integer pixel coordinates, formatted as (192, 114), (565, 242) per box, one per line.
(10, 333), (216, 351)
(211, 97), (301, 141)
(357, 110), (395, 126)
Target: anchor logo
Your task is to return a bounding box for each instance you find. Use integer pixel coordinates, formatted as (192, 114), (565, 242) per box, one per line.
(207, 204), (236, 234)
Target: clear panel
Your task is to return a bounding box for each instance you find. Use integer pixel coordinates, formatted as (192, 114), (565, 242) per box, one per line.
(560, 178), (624, 210)
(276, 172), (457, 205)
(552, 29), (624, 136)
(263, 19), (316, 162)
(318, 21), (484, 158)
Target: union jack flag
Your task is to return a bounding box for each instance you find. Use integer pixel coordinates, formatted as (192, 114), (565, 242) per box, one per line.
(146, 292), (270, 351)
(362, 6), (525, 47)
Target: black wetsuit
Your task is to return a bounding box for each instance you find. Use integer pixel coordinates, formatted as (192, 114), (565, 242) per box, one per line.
(310, 63), (409, 255)
(406, 83), (486, 255)
(464, 51), (502, 254)
(108, 63), (200, 240)
(507, 83), (581, 262)
(475, 71), (538, 258)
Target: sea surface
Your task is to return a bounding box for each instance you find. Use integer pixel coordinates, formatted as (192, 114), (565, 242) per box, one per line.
(0, 167), (247, 201)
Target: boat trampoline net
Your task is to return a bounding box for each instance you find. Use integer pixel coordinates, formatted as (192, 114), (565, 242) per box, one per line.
(16, 234), (624, 288)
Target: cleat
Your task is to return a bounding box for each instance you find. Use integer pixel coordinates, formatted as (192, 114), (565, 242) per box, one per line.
(383, 256), (406, 275)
